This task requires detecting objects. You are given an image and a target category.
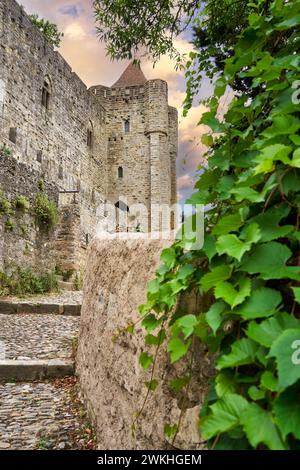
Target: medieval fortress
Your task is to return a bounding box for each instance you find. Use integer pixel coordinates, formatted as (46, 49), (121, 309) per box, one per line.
(0, 0), (178, 273)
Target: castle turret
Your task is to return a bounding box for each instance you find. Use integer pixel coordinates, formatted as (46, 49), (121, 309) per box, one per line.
(145, 79), (171, 230)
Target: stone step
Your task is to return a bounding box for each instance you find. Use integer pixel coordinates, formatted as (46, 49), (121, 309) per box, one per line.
(0, 359), (74, 381)
(57, 280), (75, 292)
(0, 301), (81, 316)
(0, 314), (80, 370)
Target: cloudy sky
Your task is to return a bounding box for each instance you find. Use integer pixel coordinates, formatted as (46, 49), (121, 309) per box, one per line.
(21, 0), (215, 203)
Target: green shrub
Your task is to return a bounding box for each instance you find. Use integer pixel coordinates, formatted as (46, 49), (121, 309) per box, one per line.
(0, 267), (58, 296)
(33, 193), (58, 230)
(55, 266), (75, 281)
(0, 144), (12, 157)
(14, 195), (30, 212)
(4, 218), (14, 232)
(37, 179), (45, 191)
(73, 271), (83, 291)
(0, 191), (12, 216)
(19, 224), (29, 237)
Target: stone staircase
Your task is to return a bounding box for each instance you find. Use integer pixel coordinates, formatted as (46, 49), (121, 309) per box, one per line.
(0, 294), (90, 450)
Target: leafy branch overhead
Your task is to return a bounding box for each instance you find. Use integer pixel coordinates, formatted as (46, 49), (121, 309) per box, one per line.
(29, 14), (63, 47)
(96, 0), (300, 450)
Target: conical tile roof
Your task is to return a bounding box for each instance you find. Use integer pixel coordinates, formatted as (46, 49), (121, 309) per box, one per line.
(112, 62), (147, 88)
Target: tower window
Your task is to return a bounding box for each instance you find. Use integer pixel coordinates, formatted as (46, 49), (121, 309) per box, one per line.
(87, 120), (94, 148)
(9, 127), (17, 144)
(41, 79), (51, 110)
(118, 166), (123, 178)
(87, 129), (93, 148)
(124, 119), (130, 134)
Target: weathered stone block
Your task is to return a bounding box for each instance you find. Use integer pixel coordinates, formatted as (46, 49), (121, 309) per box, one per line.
(76, 236), (213, 450)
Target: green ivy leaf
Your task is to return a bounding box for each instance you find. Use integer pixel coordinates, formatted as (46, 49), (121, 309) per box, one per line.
(247, 312), (299, 348)
(145, 379), (158, 391)
(169, 375), (190, 393)
(274, 386), (300, 440)
(292, 286), (300, 304)
(201, 134), (213, 146)
(217, 338), (258, 369)
(164, 423), (178, 439)
(176, 314), (198, 339)
(260, 371), (278, 392)
(145, 329), (166, 346)
(253, 144), (292, 174)
(160, 247), (177, 269)
(215, 371), (237, 398)
(248, 385), (265, 401)
(200, 393), (248, 439)
(235, 287), (282, 320)
(139, 352), (154, 370)
(290, 148), (300, 168)
(250, 205), (293, 242)
(241, 242), (292, 279)
(240, 403), (286, 450)
(268, 328), (300, 391)
(212, 213), (243, 236)
(215, 278), (251, 309)
(206, 301), (226, 335)
(141, 314), (162, 332)
(200, 265), (232, 292)
(167, 337), (191, 363)
(216, 235), (252, 261)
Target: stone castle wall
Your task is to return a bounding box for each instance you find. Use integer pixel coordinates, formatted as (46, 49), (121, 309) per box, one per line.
(0, 0), (178, 273)
(0, 153), (59, 273)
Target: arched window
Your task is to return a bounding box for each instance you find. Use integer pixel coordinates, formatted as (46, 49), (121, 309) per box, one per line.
(87, 121), (93, 148)
(115, 200), (129, 212)
(118, 166), (123, 178)
(41, 77), (51, 110)
(124, 119), (130, 134)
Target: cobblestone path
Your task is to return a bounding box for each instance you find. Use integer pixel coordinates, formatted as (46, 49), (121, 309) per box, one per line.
(0, 293), (96, 450)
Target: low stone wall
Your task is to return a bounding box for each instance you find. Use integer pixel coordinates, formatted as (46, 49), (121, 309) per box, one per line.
(76, 235), (213, 450)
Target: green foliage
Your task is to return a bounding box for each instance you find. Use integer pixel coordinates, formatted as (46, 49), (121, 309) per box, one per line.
(14, 195), (30, 213)
(135, 0), (300, 451)
(37, 179), (45, 191)
(0, 267), (58, 297)
(73, 271), (83, 291)
(29, 14), (63, 47)
(0, 144), (12, 157)
(33, 193), (58, 231)
(4, 218), (14, 232)
(0, 191), (12, 216)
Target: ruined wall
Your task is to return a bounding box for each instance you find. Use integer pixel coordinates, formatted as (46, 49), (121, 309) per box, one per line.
(77, 236), (213, 450)
(0, 0), (108, 248)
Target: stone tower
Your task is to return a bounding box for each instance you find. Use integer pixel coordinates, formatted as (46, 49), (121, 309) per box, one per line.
(91, 62), (178, 231)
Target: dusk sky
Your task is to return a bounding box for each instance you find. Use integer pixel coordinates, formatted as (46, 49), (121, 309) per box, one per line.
(20, 0), (220, 203)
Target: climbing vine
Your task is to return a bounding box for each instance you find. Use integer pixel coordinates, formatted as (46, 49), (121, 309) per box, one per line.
(138, 0), (300, 450)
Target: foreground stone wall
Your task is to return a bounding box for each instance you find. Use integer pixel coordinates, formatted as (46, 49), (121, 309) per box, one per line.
(77, 236), (213, 450)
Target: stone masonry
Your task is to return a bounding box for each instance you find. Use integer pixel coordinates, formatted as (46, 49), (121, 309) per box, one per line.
(0, 0), (178, 273)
